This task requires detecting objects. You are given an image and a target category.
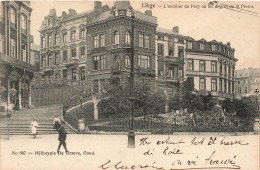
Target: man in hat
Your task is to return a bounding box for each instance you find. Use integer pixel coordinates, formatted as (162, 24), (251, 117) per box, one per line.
(57, 121), (69, 154)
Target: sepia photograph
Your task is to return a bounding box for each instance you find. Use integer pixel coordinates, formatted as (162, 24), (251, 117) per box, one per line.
(0, 0), (259, 169)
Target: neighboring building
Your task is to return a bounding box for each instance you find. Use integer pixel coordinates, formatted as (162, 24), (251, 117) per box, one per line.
(38, 5), (110, 88)
(155, 27), (185, 96)
(235, 67), (260, 98)
(0, 1), (35, 110)
(185, 38), (237, 99)
(86, 1), (157, 93)
(30, 43), (40, 71)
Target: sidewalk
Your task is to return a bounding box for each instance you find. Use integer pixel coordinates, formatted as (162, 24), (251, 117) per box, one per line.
(1, 134), (259, 170)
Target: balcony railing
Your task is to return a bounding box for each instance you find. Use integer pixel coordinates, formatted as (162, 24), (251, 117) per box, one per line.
(165, 56), (184, 64)
(111, 66), (121, 74)
(137, 68), (155, 75)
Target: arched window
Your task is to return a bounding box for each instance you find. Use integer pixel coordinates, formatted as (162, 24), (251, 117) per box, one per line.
(125, 32), (130, 44)
(10, 6), (17, 27)
(125, 56), (130, 67)
(113, 31), (119, 44)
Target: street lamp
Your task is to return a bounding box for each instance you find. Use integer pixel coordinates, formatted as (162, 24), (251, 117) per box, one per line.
(254, 88), (259, 115)
(128, 11), (135, 148)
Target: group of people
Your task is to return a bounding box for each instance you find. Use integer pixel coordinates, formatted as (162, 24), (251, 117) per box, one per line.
(30, 115), (69, 153)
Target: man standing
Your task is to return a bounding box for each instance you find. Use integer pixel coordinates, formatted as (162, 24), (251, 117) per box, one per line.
(57, 121), (69, 154)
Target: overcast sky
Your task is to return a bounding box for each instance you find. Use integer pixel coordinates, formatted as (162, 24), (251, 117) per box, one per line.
(30, 1), (260, 70)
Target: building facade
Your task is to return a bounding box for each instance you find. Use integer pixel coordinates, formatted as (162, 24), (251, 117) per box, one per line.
(37, 1), (237, 99)
(38, 5), (110, 87)
(86, 1), (157, 93)
(0, 1), (35, 110)
(185, 38), (237, 99)
(235, 67), (260, 98)
(155, 27), (185, 96)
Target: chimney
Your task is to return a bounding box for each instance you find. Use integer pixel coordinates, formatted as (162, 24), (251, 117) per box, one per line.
(145, 10), (152, 16)
(173, 26), (179, 33)
(94, 1), (102, 10)
(69, 9), (77, 15)
(62, 11), (67, 17)
(227, 42), (231, 46)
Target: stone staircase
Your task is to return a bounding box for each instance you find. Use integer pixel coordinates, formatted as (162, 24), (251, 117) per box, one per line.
(0, 105), (76, 135)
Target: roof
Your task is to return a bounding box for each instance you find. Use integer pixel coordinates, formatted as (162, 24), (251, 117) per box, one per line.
(114, 1), (131, 10)
(135, 11), (157, 25)
(92, 11), (111, 22)
(156, 27), (179, 35)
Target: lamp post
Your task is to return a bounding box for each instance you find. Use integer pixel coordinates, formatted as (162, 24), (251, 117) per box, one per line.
(254, 88), (259, 115)
(128, 12), (135, 148)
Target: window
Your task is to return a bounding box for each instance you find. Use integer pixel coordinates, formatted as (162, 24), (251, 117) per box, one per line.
(55, 52), (60, 65)
(71, 30), (76, 41)
(63, 70), (67, 79)
(100, 34), (105, 47)
(71, 48), (76, 58)
(42, 37), (46, 48)
(42, 55), (46, 67)
(232, 68), (235, 78)
(200, 43), (204, 50)
(63, 32), (67, 42)
(48, 54), (52, 66)
(178, 49), (184, 58)
(100, 79), (106, 92)
(211, 61), (217, 72)
(178, 68), (183, 78)
(10, 38), (16, 58)
(139, 34), (144, 47)
(93, 35), (99, 48)
(187, 59), (194, 71)
(63, 50), (67, 61)
(158, 35), (164, 41)
(168, 65), (174, 77)
(199, 78), (205, 90)
(168, 48), (174, 56)
(125, 56), (130, 67)
(71, 68), (76, 80)
(80, 28), (85, 39)
(219, 78), (222, 92)
(114, 56), (120, 67)
(80, 47), (85, 58)
(212, 44), (216, 51)
(21, 44), (26, 62)
(211, 79), (217, 91)
(113, 31), (119, 44)
(237, 81), (240, 84)
(125, 32), (130, 44)
(228, 81), (231, 93)
(224, 80), (227, 93)
(228, 66), (231, 76)
(138, 55), (151, 69)
(158, 63), (164, 76)
(21, 14), (27, 33)
(10, 7), (17, 26)
(80, 67), (85, 80)
(244, 87), (248, 93)
(0, 32), (4, 53)
(93, 80), (99, 93)
(126, 8), (131, 17)
(100, 55), (107, 69)
(55, 34), (59, 45)
(220, 63), (222, 74)
(199, 60), (205, 71)
(187, 42), (193, 49)
(0, 3), (3, 21)
(224, 64), (227, 75)
(113, 8), (118, 16)
(47, 35), (52, 47)
(157, 43), (164, 55)
(93, 56), (99, 70)
(145, 35), (150, 48)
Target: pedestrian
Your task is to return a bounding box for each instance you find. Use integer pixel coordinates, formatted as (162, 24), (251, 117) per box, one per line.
(30, 118), (38, 138)
(53, 115), (60, 130)
(57, 121), (69, 154)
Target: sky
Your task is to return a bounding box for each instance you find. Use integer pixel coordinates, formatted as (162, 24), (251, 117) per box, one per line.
(30, 1), (260, 70)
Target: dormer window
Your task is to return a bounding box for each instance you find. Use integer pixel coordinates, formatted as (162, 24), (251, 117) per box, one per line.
(113, 8), (118, 16)
(126, 8), (131, 17)
(200, 43), (204, 50)
(211, 44), (216, 51)
(187, 42), (193, 49)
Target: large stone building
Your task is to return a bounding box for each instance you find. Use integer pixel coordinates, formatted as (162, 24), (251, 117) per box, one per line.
(185, 38), (237, 99)
(38, 3), (109, 88)
(235, 67), (260, 98)
(86, 1), (157, 93)
(0, 1), (35, 110)
(37, 1), (237, 99)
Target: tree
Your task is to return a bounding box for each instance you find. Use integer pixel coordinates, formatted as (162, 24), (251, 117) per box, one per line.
(234, 96), (258, 118)
(182, 77), (194, 109)
(201, 92), (216, 111)
(190, 95), (204, 111)
(222, 98), (235, 113)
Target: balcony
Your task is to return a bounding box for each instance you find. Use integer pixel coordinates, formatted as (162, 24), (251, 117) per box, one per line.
(111, 66), (121, 74)
(165, 56), (184, 64)
(165, 76), (184, 83)
(64, 58), (79, 67)
(136, 68), (155, 76)
(0, 53), (35, 72)
(186, 70), (219, 77)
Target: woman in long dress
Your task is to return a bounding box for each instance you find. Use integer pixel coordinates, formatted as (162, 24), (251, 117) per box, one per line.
(30, 118), (39, 138)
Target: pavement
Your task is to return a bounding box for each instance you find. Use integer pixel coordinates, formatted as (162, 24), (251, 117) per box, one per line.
(0, 134), (259, 170)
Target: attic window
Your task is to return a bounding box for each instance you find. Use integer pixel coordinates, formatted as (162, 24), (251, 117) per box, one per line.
(126, 8), (131, 17)
(113, 8), (118, 16)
